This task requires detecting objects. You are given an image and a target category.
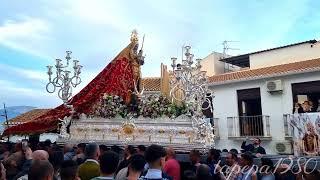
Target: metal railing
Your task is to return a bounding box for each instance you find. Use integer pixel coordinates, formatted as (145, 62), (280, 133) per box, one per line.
(227, 115), (271, 137)
(283, 114), (294, 137)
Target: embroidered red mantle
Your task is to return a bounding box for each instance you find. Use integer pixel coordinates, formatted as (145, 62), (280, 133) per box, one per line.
(3, 43), (138, 135)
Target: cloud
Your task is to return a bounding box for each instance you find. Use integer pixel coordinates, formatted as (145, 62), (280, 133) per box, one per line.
(0, 79), (59, 108)
(0, 63), (46, 81)
(0, 16), (52, 58)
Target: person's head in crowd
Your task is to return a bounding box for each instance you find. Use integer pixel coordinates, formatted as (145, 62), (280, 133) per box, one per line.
(125, 145), (136, 159)
(183, 170), (196, 180)
(49, 150), (64, 177)
(189, 149), (201, 165)
(303, 101), (311, 111)
(208, 148), (221, 163)
(85, 142), (100, 161)
(239, 152), (254, 167)
(14, 141), (22, 152)
(226, 152), (238, 166)
(127, 154), (146, 179)
(99, 151), (119, 177)
(165, 147), (176, 160)
(229, 148), (238, 154)
(0, 143), (10, 161)
(253, 138), (261, 146)
(43, 139), (51, 152)
(44, 139), (51, 147)
(0, 162), (6, 180)
(33, 150), (50, 161)
(28, 160), (54, 180)
(111, 145), (122, 154)
(196, 164), (212, 180)
(0, 143), (10, 154)
(145, 144), (166, 169)
(137, 145), (146, 155)
(60, 160), (80, 180)
(99, 145), (109, 155)
(63, 144), (74, 154)
(37, 142), (45, 150)
(222, 149), (228, 153)
(76, 143), (86, 155)
(260, 158), (274, 174)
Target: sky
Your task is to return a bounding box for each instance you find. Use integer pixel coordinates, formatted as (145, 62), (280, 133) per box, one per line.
(0, 0), (319, 108)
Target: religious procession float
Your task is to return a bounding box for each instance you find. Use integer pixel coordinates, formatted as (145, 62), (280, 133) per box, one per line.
(2, 31), (215, 151)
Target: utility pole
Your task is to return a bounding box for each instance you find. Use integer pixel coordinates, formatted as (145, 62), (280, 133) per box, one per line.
(222, 40), (239, 72)
(0, 103), (9, 141)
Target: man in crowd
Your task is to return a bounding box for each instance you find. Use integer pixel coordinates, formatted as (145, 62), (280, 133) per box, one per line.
(189, 149), (201, 173)
(116, 145), (136, 174)
(116, 154), (146, 180)
(15, 148), (50, 179)
(137, 145), (146, 156)
(207, 149), (225, 180)
(92, 151), (119, 180)
(225, 152), (240, 180)
(99, 145), (109, 155)
(196, 164), (212, 180)
(63, 144), (75, 161)
(164, 147), (180, 180)
(241, 137), (266, 155)
(60, 160), (80, 180)
(141, 144), (172, 180)
(237, 152), (257, 180)
(4, 142), (24, 179)
(78, 142), (100, 180)
(73, 143), (86, 164)
(27, 160), (54, 180)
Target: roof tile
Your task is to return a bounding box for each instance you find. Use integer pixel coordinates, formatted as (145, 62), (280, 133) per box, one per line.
(142, 77), (161, 91)
(209, 58), (320, 84)
(8, 109), (51, 123)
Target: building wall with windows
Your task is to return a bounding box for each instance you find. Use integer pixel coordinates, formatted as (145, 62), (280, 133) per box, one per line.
(211, 71), (320, 154)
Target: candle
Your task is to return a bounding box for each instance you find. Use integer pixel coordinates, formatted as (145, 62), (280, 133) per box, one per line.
(73, 60), (79, 67)
(56, 59), (62, 68)
(171, 57), (177, 65)
(65, 51), (72, 60)
(46, 65), (52, 74)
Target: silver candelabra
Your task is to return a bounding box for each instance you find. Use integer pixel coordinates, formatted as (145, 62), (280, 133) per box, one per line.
(170, 45), (215, 148)
(170, 45), (213, 114)
(46, 51), (82, 104)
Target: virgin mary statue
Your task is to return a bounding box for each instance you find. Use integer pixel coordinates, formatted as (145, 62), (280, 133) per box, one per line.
(3, 31), (145, 135)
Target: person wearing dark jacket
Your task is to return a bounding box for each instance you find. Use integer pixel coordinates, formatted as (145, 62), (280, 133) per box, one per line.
(241, 137), (266, 155)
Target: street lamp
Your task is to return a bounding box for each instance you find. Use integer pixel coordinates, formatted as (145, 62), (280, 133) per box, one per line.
(46, 51), (82, 105)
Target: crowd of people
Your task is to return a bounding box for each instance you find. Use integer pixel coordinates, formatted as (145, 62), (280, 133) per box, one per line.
(0, 138), (318, 180)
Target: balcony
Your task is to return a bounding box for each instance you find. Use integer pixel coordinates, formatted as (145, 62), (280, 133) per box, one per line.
(283, 114), (295, 140)
(227, 115), (271, 140)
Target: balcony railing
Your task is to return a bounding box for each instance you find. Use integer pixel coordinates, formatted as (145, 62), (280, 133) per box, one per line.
(227, 115), (271, 138)
(283, 114), (296, 139)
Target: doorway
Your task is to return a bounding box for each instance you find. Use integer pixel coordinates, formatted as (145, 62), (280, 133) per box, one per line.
(237, 88), (264, 136)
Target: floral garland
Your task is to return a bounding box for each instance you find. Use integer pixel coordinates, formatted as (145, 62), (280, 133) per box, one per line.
(92, 93), (187, 119)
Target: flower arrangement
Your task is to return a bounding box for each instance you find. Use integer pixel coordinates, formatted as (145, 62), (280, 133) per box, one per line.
(92, 93), (187, 119)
